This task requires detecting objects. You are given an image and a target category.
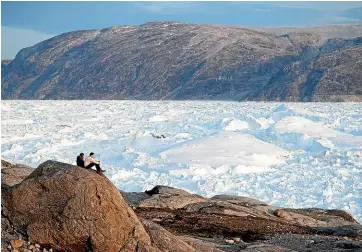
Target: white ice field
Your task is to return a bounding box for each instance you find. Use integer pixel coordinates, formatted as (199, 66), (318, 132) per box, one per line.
(2, 101), (362, 222)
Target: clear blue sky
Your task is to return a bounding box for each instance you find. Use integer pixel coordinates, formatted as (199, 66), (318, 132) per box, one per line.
(2, 1), (362, 59)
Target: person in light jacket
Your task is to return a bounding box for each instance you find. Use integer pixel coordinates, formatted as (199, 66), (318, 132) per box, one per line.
(85, 152), (105, 174)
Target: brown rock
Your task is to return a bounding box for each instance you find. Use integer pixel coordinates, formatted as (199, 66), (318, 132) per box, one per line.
(312, 225), (362, 239)
(2, 160), (151, 252)
(180, 236), (223, 252)
(18, 248), (32, 252)
(119, 239), (161, 252)
(183, 200), (275, 219)
(120, 191), (151, 207)
(232, 237), (241, 243)
(10, 239), (24, 249)
(281, 208), (359, 226)
(243, 244), (295, 252)
(1, 159), (33, 188)
(224, 239), (234, 244)
(1, 214), (24, 250)
(211, 194), (268, 206)
(274, 208), (355, 228)
(122, 185), (207, 209)
(136, 189), (362, 244)
(136, 244), (162, 252)
(142, 220), (196, 252)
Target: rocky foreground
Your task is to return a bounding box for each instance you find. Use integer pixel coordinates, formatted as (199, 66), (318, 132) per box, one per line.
(2, 22), (362, 101)
(1, 160), (362, 252)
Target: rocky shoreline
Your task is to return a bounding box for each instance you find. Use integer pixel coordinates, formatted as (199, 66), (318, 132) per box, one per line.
(2, 160), (362, 252)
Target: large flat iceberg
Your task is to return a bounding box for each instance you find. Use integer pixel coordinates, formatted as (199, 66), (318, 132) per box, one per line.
(162, 131), (288, 168)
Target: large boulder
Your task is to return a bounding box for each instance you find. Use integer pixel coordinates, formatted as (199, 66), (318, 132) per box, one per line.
(1, 159), (34, 188)
(120, 191), (152, 207)
(2, 160), (151, 252)
(121, 185), (207, 209)
(1, 159), (33, 251)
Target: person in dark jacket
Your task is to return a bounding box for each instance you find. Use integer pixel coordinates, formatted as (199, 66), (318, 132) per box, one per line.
(77, 153), (85, 167)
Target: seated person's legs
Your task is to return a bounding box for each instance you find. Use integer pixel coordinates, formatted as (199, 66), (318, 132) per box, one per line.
(95, 164), (101, 172)
(85, 163), (105, 173)
(85, 163), (95, 169)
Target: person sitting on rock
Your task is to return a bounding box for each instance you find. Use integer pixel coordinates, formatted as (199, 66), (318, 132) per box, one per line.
(85, 152), (106, 174)
(76, 153), (85, 167)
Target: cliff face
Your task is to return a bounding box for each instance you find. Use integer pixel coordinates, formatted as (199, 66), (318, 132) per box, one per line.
(251, 37), (362, 101)
(2, 22), (362, 101)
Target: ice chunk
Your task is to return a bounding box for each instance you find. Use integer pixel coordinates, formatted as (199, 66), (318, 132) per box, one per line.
(223, 119), (249, 131)
(149, 114), (168, 122)
(275, 116), (362, 149)
(161, 131), (288, 168)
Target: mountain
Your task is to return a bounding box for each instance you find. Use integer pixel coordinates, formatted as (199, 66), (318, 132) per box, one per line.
(1, 59), (12, 66)
(1, 59), (12, 72)
(2, 22), (362, 101)
(247, 23), (362, 40)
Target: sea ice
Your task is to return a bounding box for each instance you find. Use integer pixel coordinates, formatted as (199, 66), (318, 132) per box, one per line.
(1, 100), (362, 222)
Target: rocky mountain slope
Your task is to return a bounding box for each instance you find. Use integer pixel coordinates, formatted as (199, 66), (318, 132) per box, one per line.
(2, 160), (362, 252)
(1, 60), (12, 66)
(1, 22), (362, 101)
(248, 23), (362, 40)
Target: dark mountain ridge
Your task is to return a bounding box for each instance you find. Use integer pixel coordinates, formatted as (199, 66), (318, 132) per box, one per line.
(2, 22), (362, 101)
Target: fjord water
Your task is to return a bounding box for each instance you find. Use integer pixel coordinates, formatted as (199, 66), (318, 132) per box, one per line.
(2, 101), (362, 221)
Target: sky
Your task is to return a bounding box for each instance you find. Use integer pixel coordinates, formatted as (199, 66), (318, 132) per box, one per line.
(2, 1), (362, 59)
